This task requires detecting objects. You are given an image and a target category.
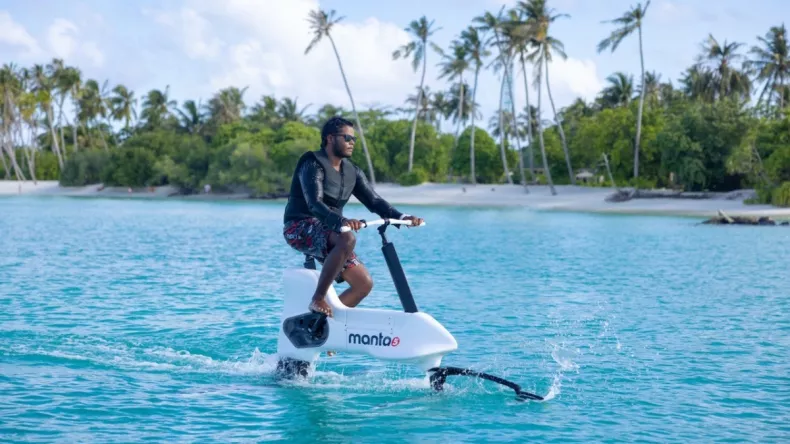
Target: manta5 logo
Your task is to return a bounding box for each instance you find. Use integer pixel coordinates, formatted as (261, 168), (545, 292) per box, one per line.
(348, 332), (400, 347)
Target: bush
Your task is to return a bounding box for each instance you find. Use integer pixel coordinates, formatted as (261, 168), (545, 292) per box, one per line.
(59, 150), (111, 186)
(626, 176), (658, 189)
(771, 182), (790, 207)
(100, 147), (158, 187)
(397, 168), (428, 186)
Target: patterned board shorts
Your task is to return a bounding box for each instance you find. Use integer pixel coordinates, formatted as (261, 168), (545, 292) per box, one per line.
(283, 217), (361, 282)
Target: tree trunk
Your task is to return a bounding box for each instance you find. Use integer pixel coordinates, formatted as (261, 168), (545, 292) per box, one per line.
(602, 153), (617, 190)
(408, 45), (429, 173)
(46, 105), (65, 168)
(520, 54), (535, 181)
(23, 147), (36, 183)
(72, 120), (79, 153)
(448, 75), (466, 181)
(536, 60), (556, 196)
(1, 139), (26, 182)
(16, 116), (36, 184)
(328, 35), (376, 186)
(28, 126), (38, 183)
(497, 73), (513, 185)
(505, 60), (527, 191)
(469, 65), (480, 185)
(544, 60), (574, 185)
(57, 97), (67, 155)
(0, 146), (9, 179)
(634, 24), (647, 182)
(453, 76), (465, 174)
(2, 94), (26, 181)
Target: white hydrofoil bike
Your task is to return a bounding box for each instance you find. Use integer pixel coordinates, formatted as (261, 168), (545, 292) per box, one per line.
(275, 218), (543, 401)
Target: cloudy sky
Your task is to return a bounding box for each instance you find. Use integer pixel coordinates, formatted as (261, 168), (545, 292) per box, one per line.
(1, 0), (786, 125)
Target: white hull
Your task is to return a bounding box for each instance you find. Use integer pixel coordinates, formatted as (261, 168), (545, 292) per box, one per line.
(276, 268), (458, 372)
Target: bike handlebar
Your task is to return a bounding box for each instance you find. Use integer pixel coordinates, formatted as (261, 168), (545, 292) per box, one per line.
(340, 218), (425, 233)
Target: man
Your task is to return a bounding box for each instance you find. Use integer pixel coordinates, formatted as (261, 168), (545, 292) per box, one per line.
(283, 116), (423, 318)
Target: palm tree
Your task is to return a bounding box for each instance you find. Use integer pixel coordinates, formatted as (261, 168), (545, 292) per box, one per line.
(430, 90), (453, 132)
(523, 0), (573, 186)
(31, 63), (64, 168)
(598, 0), (650, 181)
(474, 9), (514, 186)
(80, 79), (110, 151)
(516, 2), (556, 195)
(404, 85), (434, 123)
(176, 100), (206, 134)
(598, 72), (635, 108)
(0, 64), (27, 181)
(310, 104), (348, 128)
(438, 39), (471, 180)
(305, 9), (376, 185)
(277, 97), (312, 123)
(58, 66), (83, 152)
(392, 16), (441, 172)
(506, 6), (538, 181)
(639, 71), (662, 107)
(140, 86), (177, 129)
(499, 8), (534, 188)
(110, 84), (137, 131)
(460, 25), (490, 184)
(680, 65), (716, 102)
(696, 34), (751, 101)
(746, 24), (789, 116)
(208, 86), (248, 125)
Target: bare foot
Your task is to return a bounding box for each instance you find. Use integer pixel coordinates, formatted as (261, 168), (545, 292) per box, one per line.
(309, 299), (333, 317)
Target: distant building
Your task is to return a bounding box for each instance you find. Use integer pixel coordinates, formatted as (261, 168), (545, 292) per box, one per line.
(575, 168), (596, 183)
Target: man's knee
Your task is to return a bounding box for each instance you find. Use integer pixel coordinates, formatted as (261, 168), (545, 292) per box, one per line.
(356, 272), (373, 296)
(335, 231), (356, 252)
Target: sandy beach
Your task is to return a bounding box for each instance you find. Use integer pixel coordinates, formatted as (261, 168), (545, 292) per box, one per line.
(2, 180), (789, 219)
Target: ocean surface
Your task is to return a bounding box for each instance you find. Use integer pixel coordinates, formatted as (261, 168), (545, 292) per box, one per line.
(1, 196), (789, 442)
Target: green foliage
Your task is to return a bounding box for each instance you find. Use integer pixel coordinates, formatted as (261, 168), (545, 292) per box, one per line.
(60, 150), (111, 186)
(771, 182), (790, 207)
(101, 147), (158, 187)
(34, 152), (60, 180)
(567, 103), (664, 184)
(398, 167), (429, 186)
(452, 126), (518, 183)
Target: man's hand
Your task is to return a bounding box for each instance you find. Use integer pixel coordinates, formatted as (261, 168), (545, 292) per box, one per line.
(344, 219), (364, 231)
(402, 215), (424, 228)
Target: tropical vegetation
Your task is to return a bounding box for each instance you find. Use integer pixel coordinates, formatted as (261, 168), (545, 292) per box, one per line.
(0, 0), (788, 206)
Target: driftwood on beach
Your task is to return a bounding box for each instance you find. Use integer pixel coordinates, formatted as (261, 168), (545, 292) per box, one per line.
(702, 210), (789, 226)
(605, 189), (757, 203)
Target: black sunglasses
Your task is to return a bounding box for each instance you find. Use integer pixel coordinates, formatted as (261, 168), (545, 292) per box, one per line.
(334, 134), (357, 143)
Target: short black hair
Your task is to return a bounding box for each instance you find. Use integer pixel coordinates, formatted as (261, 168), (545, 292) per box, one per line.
(320, 116), (355, 148)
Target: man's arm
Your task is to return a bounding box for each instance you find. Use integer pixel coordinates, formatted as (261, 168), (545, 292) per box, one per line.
(299, 158), (346, 231)
(351, 165), (406, 220)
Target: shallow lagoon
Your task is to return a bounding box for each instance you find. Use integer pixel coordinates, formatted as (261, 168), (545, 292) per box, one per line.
(1, 197), (788, 442)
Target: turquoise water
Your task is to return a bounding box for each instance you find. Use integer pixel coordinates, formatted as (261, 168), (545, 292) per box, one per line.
(1, 196), (789, 442)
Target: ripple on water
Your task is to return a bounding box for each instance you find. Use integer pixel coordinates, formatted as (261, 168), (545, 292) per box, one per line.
(1, 197), (789, 442)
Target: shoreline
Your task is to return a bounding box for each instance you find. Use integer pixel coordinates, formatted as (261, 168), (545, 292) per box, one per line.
(3, 180), (790, 219)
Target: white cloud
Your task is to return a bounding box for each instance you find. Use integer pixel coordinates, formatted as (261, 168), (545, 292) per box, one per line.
(545, 57), (604, 102)
(146, 0), (603, 123)
(654, 0), (696, 23)
(46, 18), (105, 67)
(81, 41), (105, 67)
(0, 11), (41, 56)
(48, 19), (79, 59)
(150, 0), (415, 110)
(146, 7), (222, 59)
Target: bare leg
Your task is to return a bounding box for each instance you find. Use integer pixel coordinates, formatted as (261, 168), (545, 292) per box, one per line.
(338, 264), (374, 308)
(309, 231), (355, 317)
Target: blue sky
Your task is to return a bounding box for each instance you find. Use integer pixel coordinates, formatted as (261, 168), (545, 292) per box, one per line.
(1, 0), (787, 127)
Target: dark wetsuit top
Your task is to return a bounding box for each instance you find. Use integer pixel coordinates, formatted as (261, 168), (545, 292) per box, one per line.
(283, 149), (404, 232)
